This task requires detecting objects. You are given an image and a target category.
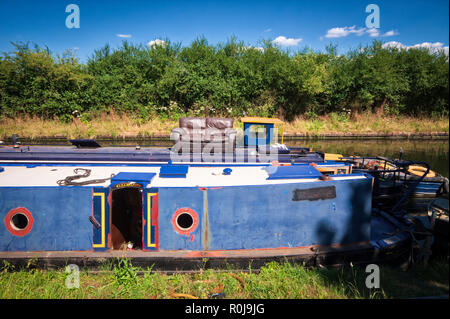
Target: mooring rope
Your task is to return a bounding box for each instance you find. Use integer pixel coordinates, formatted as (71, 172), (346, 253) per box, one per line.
(57, 168), (115, 186)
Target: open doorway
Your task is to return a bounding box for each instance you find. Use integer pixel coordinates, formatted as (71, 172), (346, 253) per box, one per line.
(110, 187), (143, 250)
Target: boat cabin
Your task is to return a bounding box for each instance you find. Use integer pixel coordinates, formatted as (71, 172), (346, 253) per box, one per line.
(241, 117), (285, 147)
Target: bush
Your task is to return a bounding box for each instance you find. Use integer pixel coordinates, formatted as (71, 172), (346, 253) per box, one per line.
(0, 39), (448, 121)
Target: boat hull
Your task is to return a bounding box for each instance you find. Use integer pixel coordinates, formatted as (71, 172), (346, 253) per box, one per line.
(0, 163), (413, 270)
(0, 172), (373, 252)
(0, 238), (411, 272)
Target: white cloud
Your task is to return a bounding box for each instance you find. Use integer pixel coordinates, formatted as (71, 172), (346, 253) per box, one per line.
(116, 34), (132, 38)
(367, 29), (397, 37)
(382, 30), (397, 37)
(411, 42), (444, 49)
(367, 28), (380, 37)
(325, 26), (398, 38)
(147, 39), (167, 47)
(382, 41), (405, 49)
(325, 26), (366, 38)
(264, 28), (272, 33)
(272, 36), (302, 46)
(383, 41), (449, 55)
(246, 46), (264, 52)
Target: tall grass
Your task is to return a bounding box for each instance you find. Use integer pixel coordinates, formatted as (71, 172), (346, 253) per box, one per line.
(0, 259), (448, 299)
(0, 112), (448, 140)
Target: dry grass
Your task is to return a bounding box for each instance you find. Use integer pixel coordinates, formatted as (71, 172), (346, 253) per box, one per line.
(0, 112), (178, 139)
(0, 112), (448, 140)
(283, 113), (449, 135)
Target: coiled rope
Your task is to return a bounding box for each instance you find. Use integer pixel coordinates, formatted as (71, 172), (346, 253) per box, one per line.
(57, 168), (115, 186)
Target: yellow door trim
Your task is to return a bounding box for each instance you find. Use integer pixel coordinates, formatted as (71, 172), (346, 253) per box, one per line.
(147, 193), (158, 248)
(93, 192), (105, 248)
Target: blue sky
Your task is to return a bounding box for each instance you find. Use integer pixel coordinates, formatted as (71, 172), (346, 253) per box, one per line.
(0, 0), (448, 62)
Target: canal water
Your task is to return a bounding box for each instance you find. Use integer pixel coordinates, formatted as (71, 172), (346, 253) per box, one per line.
(292, 139), (449, 178)
(16, 138), (449, 178)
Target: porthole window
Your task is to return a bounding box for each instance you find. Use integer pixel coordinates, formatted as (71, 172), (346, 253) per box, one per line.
(4, 207), (34, 236)
(176, 212), (194, 230)
(171, 208), (198, 236)
(11, 213), (29, 230)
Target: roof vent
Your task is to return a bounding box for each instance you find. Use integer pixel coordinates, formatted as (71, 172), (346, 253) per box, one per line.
(70, 139), (101, 148)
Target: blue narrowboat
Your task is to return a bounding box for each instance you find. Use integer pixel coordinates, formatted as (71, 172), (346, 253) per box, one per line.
(0, 161), (412, 270)
(0, 117), (414, 270)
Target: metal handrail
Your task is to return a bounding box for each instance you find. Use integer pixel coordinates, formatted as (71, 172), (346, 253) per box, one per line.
(389, 160), (431, 214)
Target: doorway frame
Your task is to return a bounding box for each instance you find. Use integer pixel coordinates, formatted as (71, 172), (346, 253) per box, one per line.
(143, 188), (159, 251)
(92, 180), (159, 251)
(110, 184), (144, 250)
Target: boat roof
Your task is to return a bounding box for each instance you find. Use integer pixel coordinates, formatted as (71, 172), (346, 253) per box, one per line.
(0, 145), (324, 164)
(0, 164), (368, 188)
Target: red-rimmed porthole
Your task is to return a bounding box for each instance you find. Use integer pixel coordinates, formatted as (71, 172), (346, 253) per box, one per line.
(4, 207), (34, 237)
(171, 208), (199, 236)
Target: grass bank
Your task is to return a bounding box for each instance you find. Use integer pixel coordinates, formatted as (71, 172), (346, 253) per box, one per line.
(0, 259), (448, 299)
(0, 113), (448, 140)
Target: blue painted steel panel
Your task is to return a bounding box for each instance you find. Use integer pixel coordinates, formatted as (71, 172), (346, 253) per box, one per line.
(157, 187), (204, 250)
(159, 164), (189, 178)
(265, 165), (323, 179)
(415, 183), (440, 190)
(204, 179), (372, 249)
(0, 187), (93, 251)
(111, 172), (156, 186)
(155, 176), (373, 250)
(0, 174), (374, 252)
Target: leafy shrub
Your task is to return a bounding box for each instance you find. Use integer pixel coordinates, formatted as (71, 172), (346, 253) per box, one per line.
(0, 39), (448, 121)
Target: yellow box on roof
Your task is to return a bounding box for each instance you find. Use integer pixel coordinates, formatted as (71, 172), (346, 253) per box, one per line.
(240, 117), (285, 124)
